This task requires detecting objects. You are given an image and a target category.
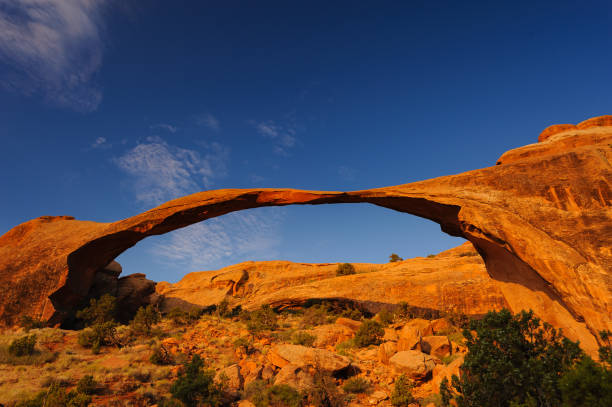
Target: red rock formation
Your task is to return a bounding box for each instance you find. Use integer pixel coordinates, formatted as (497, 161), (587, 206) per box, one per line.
(0, 116), (610, 355)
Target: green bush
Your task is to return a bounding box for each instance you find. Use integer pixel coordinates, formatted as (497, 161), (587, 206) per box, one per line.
(76, 294), (117, 326)
(377, 309), (394, 326)
(558, 356), (612, 406)
(440, 309), (584, 407)
(389, 253), (403, 262)
(16, 381), (91, 407)
(131, 305), (161, 335)
(353, 320), (384, 348)
(170, 354), (227, 407)
(167, 307), (202, 325)
(300, 305), (332, 328)
(336, 263), (355, 276)
(267, 384), (302, 407)
(342, 377), (369, 394)
(19, 315), (45, 331)
(243, 305), (278, 334)
(150, 344), (174, 365)
(78, 321), (120, 353)
(390, 374), (415, 406)
(291, 331), (316, 347)
(9, 334), (37, 356)
(306, 369), (344, 407)
(76, 375), (97, 395)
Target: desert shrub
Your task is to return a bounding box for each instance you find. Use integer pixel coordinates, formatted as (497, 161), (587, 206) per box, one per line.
(244, 379), (268, 406)
(19, 315), (45, 331)
(233, 336), (256, 354)
(336, 263), (355, 276)
(131, 305), (161, 335)
(599, 329), (612, 364)
(16, 381), (91, 407)
(158, 398), (184, 407)
(291, 331), (316, 347)
(440, 309), (584, 407)
(170, 354), (227, 407)
(390, 374), (415, 406)
(353, 320), (384, 348)
(78, 321), (120, 353)
(76, 375), (97, 395)
(9, 334), (37, 356)
(342, 377), (369, 394)
(76, 294), (117, 326)
(168, 307), (202, 325)
(243, 305), (278, 334)
(442, 309), (470, 329)
(377, 309), (395, 326)
(389, 253), (403, 262)
(300, 305), (332, 328)
(150, 343), (174, 365)
(306, 369), (344, 407)
(426, 254), (436, 258)
(558, 355), (612, 406)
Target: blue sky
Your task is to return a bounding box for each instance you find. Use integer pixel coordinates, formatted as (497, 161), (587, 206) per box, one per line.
(1, 1), (611, 283)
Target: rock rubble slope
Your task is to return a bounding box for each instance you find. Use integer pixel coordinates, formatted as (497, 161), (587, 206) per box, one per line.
(0, 115), (610, 354)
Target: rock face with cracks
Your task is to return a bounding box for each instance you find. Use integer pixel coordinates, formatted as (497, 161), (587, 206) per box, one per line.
(0, 115), (610, 355)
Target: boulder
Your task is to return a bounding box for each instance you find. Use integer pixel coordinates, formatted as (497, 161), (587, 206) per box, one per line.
(215, 364), (243, 393)
(274, 364), (314, 391)
(115, 273), (159, 323)
(378, 341), (398, 365)
(268, 344), (350, 373)
(420, 335), (452, 358)
(389, 351), (436, 381)
(311, 324), (355, 348)
(335, 318), (362, 331)
(397, 319), (433, 351)
(432, 355), (464, 390)
(429, 318), (453, 334)
(383, 328), (399, 341)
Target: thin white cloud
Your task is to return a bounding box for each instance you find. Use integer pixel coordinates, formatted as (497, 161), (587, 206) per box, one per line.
(0, 0), (108, 111)
(115, 136), (283, 272)
(150, 123), (178, 133)
(90, 136), (110, 149)
(255, 120), (298, 155)
(115, 136), (229, 206)
(196, 113), (220, 131)
(152, 208), (284, 271)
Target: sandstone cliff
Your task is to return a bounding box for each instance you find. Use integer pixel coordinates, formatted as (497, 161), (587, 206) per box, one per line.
(0, 115), (610, 354)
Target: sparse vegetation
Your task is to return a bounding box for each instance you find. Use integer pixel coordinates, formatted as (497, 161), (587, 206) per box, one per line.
(389, 253), (403, 262)
(131, 305), (161, 335)
(77, 321), (121, 353)
(377, 309), (395, 326)
(9, 334), (37, 357)
(76, 294), (117, 326)
(353, 319), (384, 347)
(306, 369), (345, 407)
(16, 381), (92, 407)
(343, 377), (369, 394)
(150, 343), (174, 365)
(170, 354), (227, 407)
(439, 309), (587, 407)
(291, 331), (316, 346)
(243, 305), (278, 334)
(336, 263), (355, 276)
(19, 315), (45, 331)
(391, 374), (415, 406)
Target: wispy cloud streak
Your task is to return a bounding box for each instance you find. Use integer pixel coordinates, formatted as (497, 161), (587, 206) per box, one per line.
(0, 0), (108, 111)
(255, 120), (298, 155)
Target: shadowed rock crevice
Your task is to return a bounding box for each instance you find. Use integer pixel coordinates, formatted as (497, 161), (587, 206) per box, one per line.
(1, 115), (610, 356)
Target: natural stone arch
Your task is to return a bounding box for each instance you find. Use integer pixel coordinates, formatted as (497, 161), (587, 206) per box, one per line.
(1, 116), (610, 356)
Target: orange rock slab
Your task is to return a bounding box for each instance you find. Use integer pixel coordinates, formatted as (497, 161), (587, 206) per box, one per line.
(0, 115), (611, 355)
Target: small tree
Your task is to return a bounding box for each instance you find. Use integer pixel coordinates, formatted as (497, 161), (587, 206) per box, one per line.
(353, 320), (384, 347)
(389, 253), (403, 263)
(244, 305), (278, 335)
(131, 305), (161, 335)
(76, 294), (117, 326)
(391, 374), (415, 406)
(9, 334), (37, 357)
(78, 321), (120, 353)
(440, 309), (583, 407)
(170, 354), (226, 407)
(336, 263), (355, 276)
(19, 315), (45, 331)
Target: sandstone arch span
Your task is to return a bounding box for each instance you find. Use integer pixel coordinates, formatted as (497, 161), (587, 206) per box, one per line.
(0, 116), (611, 355)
